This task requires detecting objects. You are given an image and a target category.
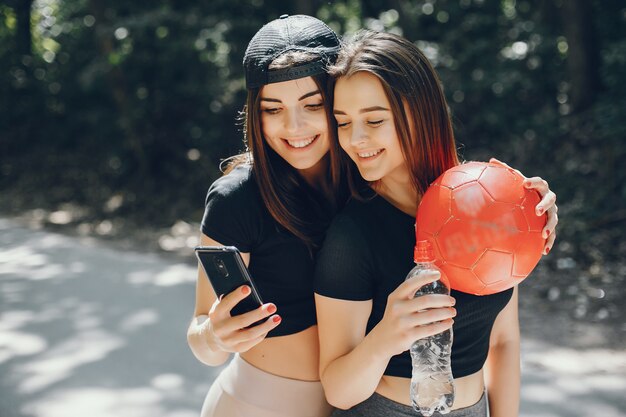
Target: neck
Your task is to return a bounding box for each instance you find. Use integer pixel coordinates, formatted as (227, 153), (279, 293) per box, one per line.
(373, 164), (419, 217)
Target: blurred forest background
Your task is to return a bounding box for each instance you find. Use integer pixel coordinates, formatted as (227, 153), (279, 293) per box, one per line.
(1, 1), (625, 336)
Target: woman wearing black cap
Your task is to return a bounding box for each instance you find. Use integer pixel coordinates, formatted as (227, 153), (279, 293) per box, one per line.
(186, 15), (345, 417)
(314, 30), (557, 417)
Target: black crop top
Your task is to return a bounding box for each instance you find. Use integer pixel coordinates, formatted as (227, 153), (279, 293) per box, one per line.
(314, 194), (513, 378)
(201, 164), (319, 337)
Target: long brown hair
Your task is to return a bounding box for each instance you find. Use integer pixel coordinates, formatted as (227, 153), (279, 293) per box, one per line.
(226, 53), (346, 251)
(328, 30), (460, 198)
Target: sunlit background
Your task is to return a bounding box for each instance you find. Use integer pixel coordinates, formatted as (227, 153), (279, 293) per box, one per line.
(1, 1), (625, 416)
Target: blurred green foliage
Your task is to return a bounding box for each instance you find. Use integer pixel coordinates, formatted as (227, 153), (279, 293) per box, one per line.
(1, 0), (625, 262)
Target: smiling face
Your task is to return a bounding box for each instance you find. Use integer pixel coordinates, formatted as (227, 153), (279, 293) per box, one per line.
(333, 71), (408, 184)
(259, 77), (330, 172)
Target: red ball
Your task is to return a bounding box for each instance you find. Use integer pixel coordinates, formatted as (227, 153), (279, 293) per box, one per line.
(416, 161), (546, 295)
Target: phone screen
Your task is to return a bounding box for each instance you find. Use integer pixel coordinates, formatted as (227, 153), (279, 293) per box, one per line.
(195, 246), (264, 317)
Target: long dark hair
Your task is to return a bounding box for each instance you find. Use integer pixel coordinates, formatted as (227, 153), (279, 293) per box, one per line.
(328, 30), (460, 199)
(225, 53), (346, 251)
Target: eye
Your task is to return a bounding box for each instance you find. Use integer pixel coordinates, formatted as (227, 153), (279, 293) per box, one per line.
(262, 107), (281, 114)
(305, 103), (324, 111)
(367, 120), (384, 126)
(335, 120), (351, 129)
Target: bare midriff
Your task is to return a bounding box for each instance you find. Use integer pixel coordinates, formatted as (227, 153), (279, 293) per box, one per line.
(240, 325), (321, 381)
(376, 369), (485, 410)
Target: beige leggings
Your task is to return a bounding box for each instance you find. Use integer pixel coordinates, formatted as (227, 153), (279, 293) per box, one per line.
(201, 354), (334, 417)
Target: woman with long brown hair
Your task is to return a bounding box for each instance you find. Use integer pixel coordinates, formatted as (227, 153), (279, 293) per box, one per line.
(314, 30), (557, 417)
(186, 15), (346, 417)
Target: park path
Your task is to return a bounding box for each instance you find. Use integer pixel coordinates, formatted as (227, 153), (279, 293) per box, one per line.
(1, 217), (624, 417)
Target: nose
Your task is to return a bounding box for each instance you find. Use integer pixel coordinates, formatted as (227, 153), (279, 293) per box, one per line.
(349, 123), (368, 148)
(284, 108), (303, 134)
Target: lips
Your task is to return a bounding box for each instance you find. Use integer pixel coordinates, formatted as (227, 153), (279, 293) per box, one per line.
(357, 149), (384, 160)
(283, 135), (319, 149)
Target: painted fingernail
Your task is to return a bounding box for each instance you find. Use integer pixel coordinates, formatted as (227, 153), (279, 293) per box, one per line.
(536, 208), (544, 216)
(272, 315), (282, 323)
(241, 286), (250, 295)
(267, 304), (277, 314)
(546, 247), (551, 254)
(524, 182), (531, 188)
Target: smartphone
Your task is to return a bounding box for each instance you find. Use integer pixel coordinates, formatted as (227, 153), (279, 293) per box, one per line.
(195, 246), (264, 318)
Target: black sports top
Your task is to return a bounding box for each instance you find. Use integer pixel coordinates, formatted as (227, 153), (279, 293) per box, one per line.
(314, 194), (513, 378)
(201, 164), (320, 337)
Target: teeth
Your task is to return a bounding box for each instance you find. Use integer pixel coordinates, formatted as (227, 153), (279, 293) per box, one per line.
(358, 149), (383, 158)
(286, 136), (316, 148)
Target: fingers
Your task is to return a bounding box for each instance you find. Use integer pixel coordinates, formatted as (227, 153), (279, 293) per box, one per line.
(543, 206), (558, 239)
(214, 285), (254, 319)
(525, 176), (558, 248)
(410, 318), (454, 340)
(221, 303), (277, 334)
(232, 334), (266, 353)
(229, 314), (282, 346)
(408, 305), (456, 327)
(524, 177), (550, 197)
(207, 285), (282, 352)
(210, 304), (282, 352)
(543, 225), (556, 255)
(393, 271), (441, 300)
(406, 294), (456, 311)
(399, 294), (455, 326)
(535, 191), (557, 217)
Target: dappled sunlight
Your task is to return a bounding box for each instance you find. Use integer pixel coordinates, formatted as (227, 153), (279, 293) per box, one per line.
(525, 345), (626, 375)
(1, 219), (214, 416)
(520, 337), (626, 417)
(119, 309), (160, 333)
(0, 310), (36, 331)
(0, 329), (48, 365)
(127, 263), (196, 287)
(16, 329), (125, 394)
(22, 386), (198, 417)
(0, 236), (87, 281)
(523, 383), (566, 403)
(3, 218), (622, 416)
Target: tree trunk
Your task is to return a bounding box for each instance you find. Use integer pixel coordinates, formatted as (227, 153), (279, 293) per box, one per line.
(559, 0), (601, 113)
(15, 0), (33, 56)
(89, 0), (147, 174)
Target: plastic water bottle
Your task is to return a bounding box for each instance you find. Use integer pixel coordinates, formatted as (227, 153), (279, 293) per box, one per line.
(405, 240), (455, 416)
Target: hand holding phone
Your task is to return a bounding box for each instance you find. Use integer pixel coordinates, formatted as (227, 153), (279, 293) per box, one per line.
(195, 246), (264, 317)
(195, 246), (282, 352)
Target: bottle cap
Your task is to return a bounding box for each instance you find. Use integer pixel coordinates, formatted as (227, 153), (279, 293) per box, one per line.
(414, 240), (435, 263)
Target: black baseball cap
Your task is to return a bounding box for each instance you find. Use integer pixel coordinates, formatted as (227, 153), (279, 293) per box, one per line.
(243, 14), (341, 89)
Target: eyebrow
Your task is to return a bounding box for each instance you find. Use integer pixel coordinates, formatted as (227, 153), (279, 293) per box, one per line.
(333, 106), (390, 115)
(260, 90), (321, 103)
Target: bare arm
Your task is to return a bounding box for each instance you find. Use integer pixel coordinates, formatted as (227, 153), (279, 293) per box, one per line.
(316, 272), (456, 409)
(186, 233), (280, 366)
(484, 286), (521, 417)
